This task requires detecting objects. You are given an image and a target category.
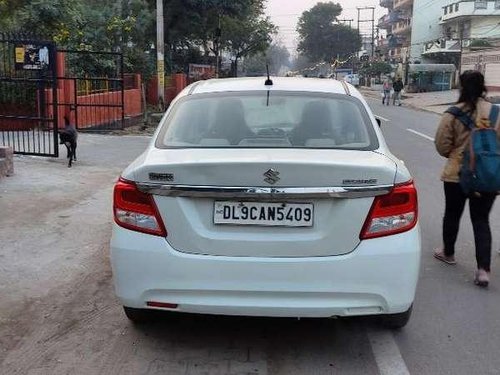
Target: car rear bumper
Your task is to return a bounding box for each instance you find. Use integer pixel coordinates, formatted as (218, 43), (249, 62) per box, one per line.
(110, 224), (421, 318)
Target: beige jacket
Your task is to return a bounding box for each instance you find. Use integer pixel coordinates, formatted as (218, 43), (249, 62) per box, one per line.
(435, 99), (500, 183)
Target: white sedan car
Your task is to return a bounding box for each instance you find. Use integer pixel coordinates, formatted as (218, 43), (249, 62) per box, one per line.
(111, 77), (421, 328)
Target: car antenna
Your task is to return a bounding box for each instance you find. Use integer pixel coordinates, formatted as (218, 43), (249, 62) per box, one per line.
(265, 64), (272, 107)
(265, 64), (273, 86)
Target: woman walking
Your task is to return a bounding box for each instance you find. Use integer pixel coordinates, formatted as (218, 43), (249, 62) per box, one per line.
(434, 71), (499, 287)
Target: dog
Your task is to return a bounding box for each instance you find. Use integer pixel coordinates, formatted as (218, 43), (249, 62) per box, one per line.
(59, 117), (78, 168)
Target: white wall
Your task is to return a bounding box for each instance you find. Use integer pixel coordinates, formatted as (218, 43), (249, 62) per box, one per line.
(462, 48), (500, 89)
(410, 0), (449, 62)
(470, 17), (500, 39)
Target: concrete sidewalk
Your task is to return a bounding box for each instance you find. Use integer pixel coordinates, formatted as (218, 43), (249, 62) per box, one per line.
(360, 86), (500, 114)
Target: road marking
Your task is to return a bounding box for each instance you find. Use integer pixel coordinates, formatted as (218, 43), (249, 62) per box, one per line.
(375, 115), (390, 122)
(368, 329), (411, 375)
(407, 129), (434, 142)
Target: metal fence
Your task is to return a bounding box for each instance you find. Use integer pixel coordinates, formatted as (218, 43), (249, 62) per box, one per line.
(0, 33), (59, 156)
(59, 50), (125, 131)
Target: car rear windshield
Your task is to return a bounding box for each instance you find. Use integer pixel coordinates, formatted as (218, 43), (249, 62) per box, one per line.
(156, 91), (379, 150)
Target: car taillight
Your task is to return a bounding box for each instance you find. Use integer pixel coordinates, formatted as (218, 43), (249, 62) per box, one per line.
(360, 181), (418, 240)
(113, 177), (167, 237)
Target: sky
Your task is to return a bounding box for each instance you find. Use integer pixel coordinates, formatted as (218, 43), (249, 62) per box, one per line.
(265, 0), (385, 55)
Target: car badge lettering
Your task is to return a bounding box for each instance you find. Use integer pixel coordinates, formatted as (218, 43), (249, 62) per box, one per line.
(342, 179), (378, 185)
(149, 173), (174, 182)
(264, 169), (280, 185)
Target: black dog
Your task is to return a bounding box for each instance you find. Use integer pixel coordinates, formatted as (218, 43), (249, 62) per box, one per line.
(59, 117), (78, 167)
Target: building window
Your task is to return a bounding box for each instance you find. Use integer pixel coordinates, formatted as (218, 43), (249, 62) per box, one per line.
(495, 0), (500, 9)
(444, 6), (448, 15)
(449, 5), (453, 13)
(474, 1), (488, 10)
(455, 3), (459, 12)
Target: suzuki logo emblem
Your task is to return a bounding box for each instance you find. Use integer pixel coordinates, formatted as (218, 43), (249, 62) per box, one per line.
(263, 169), (280, 184)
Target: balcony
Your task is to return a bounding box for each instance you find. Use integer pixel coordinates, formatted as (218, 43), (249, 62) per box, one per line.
(380, 0), (393, 8)
(394, 0), (413, 10)
(392, 19), (412, 35)
(378, 15), (391, 29)
(422, 39), (461, 55)
(441, 1), (500, 23)
(389, 10), (406, 22)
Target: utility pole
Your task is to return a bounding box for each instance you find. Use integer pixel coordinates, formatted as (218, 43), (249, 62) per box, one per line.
(215, 14), (221, 78)
(156, 0), (165, 111)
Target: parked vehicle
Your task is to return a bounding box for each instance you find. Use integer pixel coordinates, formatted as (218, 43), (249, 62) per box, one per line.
(111, 77), (421, 328)
(344, 74), (360, 87)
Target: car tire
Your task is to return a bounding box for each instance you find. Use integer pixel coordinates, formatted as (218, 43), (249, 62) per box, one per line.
(123, 306), (152, 324)
(380, 305), (413, 329)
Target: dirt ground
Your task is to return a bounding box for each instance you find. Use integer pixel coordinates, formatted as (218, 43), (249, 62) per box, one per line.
(0, 135), (149, 374)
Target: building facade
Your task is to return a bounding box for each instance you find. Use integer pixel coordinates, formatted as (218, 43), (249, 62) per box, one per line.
(379, 0), (500, 64)
(378, 0), (414, 63)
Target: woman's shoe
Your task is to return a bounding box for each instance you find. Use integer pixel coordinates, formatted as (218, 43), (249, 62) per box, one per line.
(433, 249), (457, 265)
(474, 269), (490, 288)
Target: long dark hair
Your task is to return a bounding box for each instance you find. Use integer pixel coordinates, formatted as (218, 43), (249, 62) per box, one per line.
(457, 70), (487, 115)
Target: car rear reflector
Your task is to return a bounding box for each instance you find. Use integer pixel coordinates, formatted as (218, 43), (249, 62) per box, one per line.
(113, 177), (167, 237)
(146, 301), (178, 309)
(360, 180), (418, 240)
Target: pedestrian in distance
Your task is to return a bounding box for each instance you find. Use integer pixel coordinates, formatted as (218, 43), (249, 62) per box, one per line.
(393, 77), (404, 106)
(434, 70), (500, 288)
(382, 78), (391, 106)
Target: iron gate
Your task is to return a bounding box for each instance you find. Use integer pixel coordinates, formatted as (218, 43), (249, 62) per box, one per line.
(0, 33), (59, 157)
(59, 50), (125, 131)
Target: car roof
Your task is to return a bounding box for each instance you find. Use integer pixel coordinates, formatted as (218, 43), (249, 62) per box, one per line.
(184, 77), (362, 99)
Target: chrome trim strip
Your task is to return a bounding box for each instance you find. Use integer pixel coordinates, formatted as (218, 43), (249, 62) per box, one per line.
(136, 183), (393, 199)
(341, 80), (351, 96)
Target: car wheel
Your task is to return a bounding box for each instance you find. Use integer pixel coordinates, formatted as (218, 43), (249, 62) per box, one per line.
(380, 305), (413, 329)
(123, 306), (152, 324)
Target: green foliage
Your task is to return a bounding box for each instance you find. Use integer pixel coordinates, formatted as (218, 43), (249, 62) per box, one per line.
(243, 43), (290, 76)
(359, 61), (393, 76)
(16, 0), (82, 42)
(297, 2), (361, 63)
(0, 0), (275, 77)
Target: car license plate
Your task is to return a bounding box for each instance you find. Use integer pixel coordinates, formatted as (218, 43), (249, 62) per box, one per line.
(214, 201), (314, 227)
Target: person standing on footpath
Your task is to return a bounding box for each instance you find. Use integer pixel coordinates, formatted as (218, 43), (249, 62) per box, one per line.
(434, 71), (499, 288)
(382, 78), (391, 106)
(393, 77), (404, 106)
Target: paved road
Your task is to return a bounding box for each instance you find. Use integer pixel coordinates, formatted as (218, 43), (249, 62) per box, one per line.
(1, 101), (499, 375)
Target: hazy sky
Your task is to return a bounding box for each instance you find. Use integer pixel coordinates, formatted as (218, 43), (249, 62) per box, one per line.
(265, 0), (385, 54)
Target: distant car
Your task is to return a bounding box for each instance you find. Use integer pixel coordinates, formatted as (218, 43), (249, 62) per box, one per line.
(344, 74), (360, 87)
(111, 77), (421, 328)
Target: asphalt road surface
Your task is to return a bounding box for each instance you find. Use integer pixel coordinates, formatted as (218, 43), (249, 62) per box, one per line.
(1, 100), (500, 375)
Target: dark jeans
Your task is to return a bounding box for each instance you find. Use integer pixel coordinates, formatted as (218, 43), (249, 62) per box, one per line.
(443, 182), (496, 271)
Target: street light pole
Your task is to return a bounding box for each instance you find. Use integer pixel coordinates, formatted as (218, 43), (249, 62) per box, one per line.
(156, 0), (165, 111)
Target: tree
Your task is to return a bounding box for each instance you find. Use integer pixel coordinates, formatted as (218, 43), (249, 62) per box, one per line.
(243, 43), (290, 76)
(222, 15), (276, 77)
(359, 61), (393, 78)
(16, 0), (82, 42)
(297, 2), (361, 63)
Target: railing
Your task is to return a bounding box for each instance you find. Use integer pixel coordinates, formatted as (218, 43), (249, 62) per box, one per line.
(378, 15), (390, 29)
(475, 0), (488, 9)
(392, 19), (412, 34)
(442, 1), (500, 22)
(394, 0), (413, 9)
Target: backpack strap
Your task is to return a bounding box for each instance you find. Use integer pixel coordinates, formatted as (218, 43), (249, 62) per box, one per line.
(445, 106), (475, 130)
(489, 105), (500, 128)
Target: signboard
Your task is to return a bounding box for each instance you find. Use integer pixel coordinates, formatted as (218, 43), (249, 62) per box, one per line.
(14, 44), (51, 70)
(188, 64), (215, 81)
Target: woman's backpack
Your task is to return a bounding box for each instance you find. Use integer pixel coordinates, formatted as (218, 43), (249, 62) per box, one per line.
(445, 105), (500, 194)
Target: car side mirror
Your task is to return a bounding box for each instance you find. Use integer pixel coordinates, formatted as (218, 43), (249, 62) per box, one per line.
(376, 118), (382, 127)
